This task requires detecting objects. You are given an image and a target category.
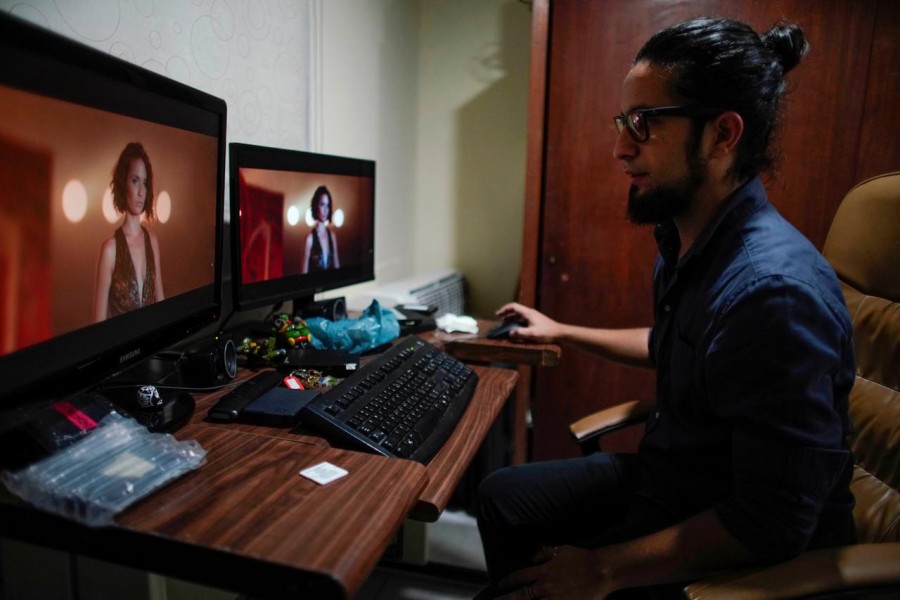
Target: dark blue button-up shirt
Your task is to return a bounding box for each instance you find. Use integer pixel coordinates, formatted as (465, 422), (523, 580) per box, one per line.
(641, 177), (856, 560)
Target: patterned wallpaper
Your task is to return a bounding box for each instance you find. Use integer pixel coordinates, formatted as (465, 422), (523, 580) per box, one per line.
(0, 0), (313, 150)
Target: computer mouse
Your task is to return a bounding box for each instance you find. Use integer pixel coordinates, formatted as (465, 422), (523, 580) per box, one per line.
(486, 317), (527, 340)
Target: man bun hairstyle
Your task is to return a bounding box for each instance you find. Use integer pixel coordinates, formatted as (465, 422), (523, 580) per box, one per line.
(762, 21), (809, 73)
(635, 18), (809, 182)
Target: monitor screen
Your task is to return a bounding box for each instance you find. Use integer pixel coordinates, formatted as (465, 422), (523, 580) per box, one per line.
(0, 14), (226, 424)
(229, 143), (375, 312)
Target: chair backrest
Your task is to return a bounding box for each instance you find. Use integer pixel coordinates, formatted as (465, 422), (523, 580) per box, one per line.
(822, 172), (900, 544)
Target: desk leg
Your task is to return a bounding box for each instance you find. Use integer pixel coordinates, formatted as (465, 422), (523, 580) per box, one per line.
(402, 519), (429, 565)
(512, 365), (532, 465)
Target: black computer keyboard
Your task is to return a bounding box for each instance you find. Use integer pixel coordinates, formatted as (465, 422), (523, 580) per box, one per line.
(208, 369), (284, 421)
(299, 336), (478, 463)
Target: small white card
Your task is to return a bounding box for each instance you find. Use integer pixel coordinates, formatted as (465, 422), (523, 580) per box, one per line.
(300, 461), (348, 485)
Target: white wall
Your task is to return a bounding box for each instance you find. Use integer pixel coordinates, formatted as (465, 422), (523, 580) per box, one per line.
(316, 0), (421, 292)
(319, 0), (531, 317)
(414, 0), (530, 316)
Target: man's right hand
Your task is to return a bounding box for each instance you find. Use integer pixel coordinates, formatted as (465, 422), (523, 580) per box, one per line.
(496, 303), (564, 344)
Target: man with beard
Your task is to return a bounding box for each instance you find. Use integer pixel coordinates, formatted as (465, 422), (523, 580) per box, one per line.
(475, 18), (856, 600)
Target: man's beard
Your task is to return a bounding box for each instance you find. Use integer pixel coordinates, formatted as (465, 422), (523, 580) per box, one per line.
(626, 128), (707, 225)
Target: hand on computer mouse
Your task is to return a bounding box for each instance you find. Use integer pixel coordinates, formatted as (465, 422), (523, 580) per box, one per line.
(493, 302), (562, 344)
(486, 317), (527, 340)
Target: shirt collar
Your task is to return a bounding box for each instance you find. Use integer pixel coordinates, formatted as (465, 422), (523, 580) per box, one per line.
(654, 177), (767, 268)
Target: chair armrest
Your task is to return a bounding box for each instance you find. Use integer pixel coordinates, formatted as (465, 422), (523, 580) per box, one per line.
(569, 397), (655, 445)
(683, 543), (900, 600)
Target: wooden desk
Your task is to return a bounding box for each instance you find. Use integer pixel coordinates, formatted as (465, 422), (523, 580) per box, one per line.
(428, 320), (561, 368)
(427, 320), (562, 464)
(0, 418), (426, 599)
(0, 361), (517, 599)
(204, 363), (518, 522)
(409, 365), (517, 521)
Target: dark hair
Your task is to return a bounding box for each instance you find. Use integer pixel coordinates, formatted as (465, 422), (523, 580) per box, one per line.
(111, 142), (155, 219)
(310, 185), (333, 222)
(635, 18), (808, 181)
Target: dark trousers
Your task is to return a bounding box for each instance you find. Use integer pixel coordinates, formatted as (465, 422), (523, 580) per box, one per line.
(476, 452), (684, 592)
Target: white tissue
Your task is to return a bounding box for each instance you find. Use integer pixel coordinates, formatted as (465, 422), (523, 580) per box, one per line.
(436, 313), (479, 334)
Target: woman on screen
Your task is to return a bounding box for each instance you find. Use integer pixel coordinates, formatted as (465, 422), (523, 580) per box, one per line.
(93, 142), (165, 321)
(302, 185), (340, 273)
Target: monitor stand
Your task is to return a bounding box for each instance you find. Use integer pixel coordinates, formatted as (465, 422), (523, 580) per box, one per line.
(295, 296), (347, 321)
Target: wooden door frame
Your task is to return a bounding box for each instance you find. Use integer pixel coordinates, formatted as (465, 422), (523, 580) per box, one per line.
(518, 0), (549, 309)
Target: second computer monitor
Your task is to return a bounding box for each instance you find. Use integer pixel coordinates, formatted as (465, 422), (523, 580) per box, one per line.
(229, 143), (375, 313)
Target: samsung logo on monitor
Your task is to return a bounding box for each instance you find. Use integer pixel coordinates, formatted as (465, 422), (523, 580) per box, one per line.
(119, 348), (141, 363)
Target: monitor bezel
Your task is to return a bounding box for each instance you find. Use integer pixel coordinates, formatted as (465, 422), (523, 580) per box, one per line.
(228, 143), (376, 312)
(0, 13), (227, 424)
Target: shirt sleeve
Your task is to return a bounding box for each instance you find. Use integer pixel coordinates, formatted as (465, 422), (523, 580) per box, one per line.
(702, 274), (854, 560)
(647, 326), (658, 368)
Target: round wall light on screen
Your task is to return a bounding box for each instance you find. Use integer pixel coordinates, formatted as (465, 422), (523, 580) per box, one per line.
(305, 208), (315, 227)
(62, 179), (88, 223)
(156, 191), (172, 223)
(286, 205), (301, 226)
(333, 208), (344, 228)
(102, 187), (119, 223)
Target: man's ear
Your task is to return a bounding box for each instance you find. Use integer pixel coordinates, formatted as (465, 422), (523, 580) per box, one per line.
(710, 111), (744, 157)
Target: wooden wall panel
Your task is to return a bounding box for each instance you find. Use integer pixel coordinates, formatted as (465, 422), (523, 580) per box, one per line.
(533, 0), (659, 459)
(525, 0), (900, 460)
(857, 1), (900, 182)
(762, 2), (876, 248)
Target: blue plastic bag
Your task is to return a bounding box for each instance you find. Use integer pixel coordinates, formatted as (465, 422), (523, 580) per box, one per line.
(305, 300), (400, 354)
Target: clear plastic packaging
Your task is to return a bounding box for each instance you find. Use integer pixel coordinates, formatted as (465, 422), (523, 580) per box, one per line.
(2, 411), (206, 527)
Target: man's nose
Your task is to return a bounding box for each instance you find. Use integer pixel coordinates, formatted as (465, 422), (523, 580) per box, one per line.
(613, 126), (638, 161)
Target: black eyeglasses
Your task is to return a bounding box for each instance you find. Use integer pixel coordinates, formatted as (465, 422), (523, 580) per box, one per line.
(613, 105), (719, 142)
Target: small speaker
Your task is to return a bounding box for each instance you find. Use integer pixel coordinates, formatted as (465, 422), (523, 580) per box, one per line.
(180, 336), (237, 386)
(300, 296), (347, 321)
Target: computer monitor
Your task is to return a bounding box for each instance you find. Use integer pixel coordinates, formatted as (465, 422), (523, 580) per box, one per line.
(0, 14), (226, 427)
(228, 143), (375, 314)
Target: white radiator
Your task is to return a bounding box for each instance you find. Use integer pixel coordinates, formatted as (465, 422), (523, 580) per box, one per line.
(348, 269), (467, 316)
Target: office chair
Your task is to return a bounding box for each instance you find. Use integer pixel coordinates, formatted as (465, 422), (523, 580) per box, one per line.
(569, 172), (900, 599)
